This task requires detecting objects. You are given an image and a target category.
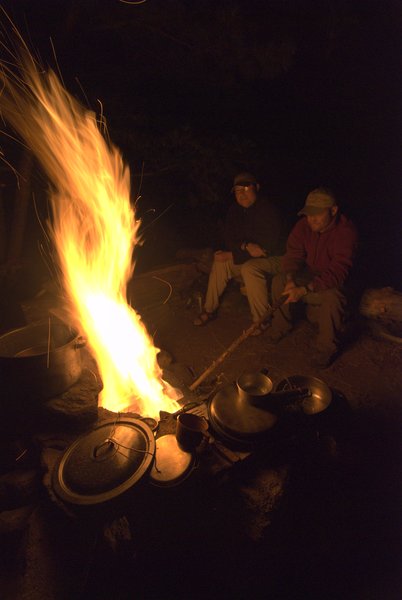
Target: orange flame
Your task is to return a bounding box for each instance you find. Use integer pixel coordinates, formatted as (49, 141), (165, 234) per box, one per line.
(0, 52), (179, 417)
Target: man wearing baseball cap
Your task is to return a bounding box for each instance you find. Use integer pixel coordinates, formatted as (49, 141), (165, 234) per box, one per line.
(267, 187), (358, 367)
(193, 171), (284, 333)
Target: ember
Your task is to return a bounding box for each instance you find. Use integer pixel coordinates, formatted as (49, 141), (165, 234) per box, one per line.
(0, 43), (179, 417)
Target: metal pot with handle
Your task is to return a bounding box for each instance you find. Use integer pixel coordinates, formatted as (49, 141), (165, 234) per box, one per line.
(0, 319), (86, 403)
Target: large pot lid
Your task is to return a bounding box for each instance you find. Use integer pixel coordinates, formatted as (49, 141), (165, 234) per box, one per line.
(208, 383), (278, 440)
(53, 417), (155, 505)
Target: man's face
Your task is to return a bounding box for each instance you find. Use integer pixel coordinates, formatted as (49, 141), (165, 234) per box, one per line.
(234, 185), (258, 208)
(306, 206), (338, 232)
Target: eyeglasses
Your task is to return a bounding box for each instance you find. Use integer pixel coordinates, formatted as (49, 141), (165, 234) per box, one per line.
(233, 185), (253, 193)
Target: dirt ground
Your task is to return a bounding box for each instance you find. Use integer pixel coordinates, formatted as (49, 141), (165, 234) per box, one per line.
(1, 271), (402, 600)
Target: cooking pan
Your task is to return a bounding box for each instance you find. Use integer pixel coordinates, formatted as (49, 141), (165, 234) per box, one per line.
(275, 375), (332, 416)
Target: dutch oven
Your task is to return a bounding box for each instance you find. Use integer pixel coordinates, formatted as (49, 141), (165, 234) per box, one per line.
(0, 319), (86, 402)
(207, 371), (309, 450)
(53, 416), (156, 507)
(52, 416), (199, 512)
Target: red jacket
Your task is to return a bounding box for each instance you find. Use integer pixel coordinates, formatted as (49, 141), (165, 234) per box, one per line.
(282, 214), (358, 291)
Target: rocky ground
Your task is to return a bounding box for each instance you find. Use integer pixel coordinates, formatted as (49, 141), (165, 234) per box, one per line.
(0, 264), (401, 600)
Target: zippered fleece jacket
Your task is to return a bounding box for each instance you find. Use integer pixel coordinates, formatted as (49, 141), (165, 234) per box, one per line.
(224, 195), (284, 265)
(282, 214), (358, 292)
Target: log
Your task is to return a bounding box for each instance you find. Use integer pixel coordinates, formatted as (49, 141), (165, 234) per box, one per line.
(359, 287), (402, 323)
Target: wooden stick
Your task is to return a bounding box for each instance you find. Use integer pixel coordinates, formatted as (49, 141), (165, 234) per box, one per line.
(189, 296), (288, 391)
(188, 320), (260, 391)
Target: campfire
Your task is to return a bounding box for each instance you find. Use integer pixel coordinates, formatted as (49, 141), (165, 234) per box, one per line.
(0, 33), (341, 512)
(0, 44), (179, 418)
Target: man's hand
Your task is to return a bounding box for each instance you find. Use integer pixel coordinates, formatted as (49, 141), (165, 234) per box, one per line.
(245, 243), (267, 258)
(214, 250), (233, 262)
(282, 281), (307, 303)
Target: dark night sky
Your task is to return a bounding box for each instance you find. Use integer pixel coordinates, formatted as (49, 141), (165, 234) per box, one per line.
(1, 0), (401, 286)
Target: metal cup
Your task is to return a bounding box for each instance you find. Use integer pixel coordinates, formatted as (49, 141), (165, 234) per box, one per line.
(236, 370), (273, 403)
(176, 413), (208, 452)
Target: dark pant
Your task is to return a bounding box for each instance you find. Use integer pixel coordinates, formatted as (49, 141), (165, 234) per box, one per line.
(270, 273), (347, 354)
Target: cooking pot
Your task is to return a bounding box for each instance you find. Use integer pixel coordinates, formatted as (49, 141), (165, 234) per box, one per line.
(53, 416), (156, 507)
(0, 319), (86, 402)
(207, 377), (276, 450)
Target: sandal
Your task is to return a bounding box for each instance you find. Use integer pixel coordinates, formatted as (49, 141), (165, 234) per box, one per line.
(193, 312), (216, 327)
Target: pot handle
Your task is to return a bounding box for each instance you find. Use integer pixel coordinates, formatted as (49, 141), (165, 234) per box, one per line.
(75, 336), (87, 349)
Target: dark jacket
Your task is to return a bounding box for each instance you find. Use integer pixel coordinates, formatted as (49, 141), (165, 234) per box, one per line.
(282, 214), (358, 291)
(224, 195), (284, 264)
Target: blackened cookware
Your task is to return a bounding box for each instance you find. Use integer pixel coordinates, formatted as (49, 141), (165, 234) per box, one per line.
(208, 370), (312, 449)
(0, 319), (86, 402)
(53, 416), (155, 506)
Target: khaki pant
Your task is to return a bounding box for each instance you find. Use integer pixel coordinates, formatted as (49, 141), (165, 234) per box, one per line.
(271, 273), (347, 354)
(204, 256), (281, 322)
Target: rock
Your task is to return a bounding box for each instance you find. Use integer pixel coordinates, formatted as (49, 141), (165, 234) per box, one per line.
(103, 516), (132, 554)
(157, 349), (174, 368)
(0, 437), (39, 474)
(176, 247), (214, 274)
(0, 469), (41, 511)
(128, 262), (200, 311)
(163, 362), (195, 387)
(0, 504), (35, 534)
(360, 287), (402, 323)
(40, 367), (101, 429)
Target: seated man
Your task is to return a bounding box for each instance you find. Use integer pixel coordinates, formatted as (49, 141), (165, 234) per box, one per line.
(268, 187), (358, 367)
(194, 172), (284, 335)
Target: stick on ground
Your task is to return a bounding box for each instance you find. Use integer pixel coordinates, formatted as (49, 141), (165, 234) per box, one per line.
(188, 320), (261, 391)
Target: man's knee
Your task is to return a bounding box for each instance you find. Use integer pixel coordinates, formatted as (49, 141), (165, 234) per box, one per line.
(210, 258), (229, 277)
(240, 260), (261, 280)
(319, 288), (346, 311)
